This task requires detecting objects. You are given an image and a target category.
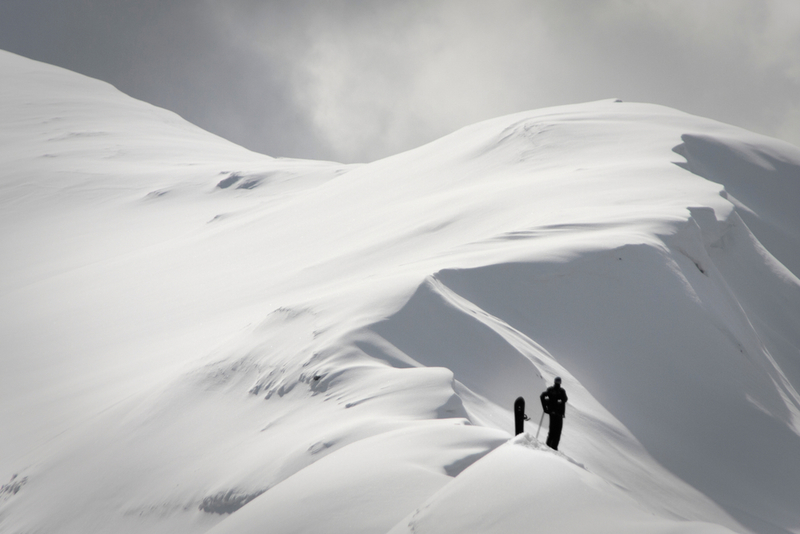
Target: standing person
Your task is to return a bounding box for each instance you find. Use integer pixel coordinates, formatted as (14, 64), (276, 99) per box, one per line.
(540, 377), (568, 450)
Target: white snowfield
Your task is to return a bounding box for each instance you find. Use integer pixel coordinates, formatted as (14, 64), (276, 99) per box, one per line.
(1, 49), (799, 534)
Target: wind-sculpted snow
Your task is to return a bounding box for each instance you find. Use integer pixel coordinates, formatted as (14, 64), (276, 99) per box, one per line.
(675, 132), (800, 278)
(371, 277), (547, 413)
(388, 434), (736, 534)
(1, 50), (800, 534)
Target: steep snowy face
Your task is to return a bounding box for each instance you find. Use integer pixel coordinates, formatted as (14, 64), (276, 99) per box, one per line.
(0, 48), (348, 458)
(1, 50), (800, 534)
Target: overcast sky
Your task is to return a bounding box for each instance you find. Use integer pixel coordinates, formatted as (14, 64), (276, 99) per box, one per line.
(1, 0), (799, 163)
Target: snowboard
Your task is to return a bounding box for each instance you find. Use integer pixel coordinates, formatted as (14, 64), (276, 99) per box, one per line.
(514, 396), (525, 435)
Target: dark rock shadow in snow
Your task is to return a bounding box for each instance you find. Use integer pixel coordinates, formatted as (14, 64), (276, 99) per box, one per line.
(199, 488), (267, 515)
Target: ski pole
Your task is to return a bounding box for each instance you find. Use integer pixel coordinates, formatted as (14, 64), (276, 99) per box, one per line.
(535, 412), (545, 440)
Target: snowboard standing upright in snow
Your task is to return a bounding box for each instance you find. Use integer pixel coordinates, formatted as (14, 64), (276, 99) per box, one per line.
(514, 396), (526, 435)
(540, 377), (568, 450)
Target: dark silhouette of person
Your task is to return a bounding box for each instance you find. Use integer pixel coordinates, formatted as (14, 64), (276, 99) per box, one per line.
(540, 377), (568, 450)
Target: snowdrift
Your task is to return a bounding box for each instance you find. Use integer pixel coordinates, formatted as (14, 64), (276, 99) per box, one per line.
(1, 50), (799, 534)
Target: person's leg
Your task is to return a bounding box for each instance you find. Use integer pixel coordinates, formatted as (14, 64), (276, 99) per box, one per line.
(547, 416), (563, 450)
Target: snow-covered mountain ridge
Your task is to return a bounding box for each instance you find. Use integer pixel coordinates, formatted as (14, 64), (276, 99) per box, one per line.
(1, 50), (799, 534)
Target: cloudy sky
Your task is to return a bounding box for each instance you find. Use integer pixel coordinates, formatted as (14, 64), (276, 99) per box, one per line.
(1, 0), (799, 163)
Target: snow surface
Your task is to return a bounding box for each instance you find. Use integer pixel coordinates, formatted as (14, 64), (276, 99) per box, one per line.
(1, 49), (800, 534)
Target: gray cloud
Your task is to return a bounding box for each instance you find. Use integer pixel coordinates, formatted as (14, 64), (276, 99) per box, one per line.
(0, 0), (331, 159)
(1, 0), (798, 162)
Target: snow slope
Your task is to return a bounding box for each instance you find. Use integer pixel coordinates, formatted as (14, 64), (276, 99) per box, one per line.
(1, 50), (799, 534)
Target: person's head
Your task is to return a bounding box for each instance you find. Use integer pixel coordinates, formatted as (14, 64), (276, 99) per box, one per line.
(554, 377), (562, 387)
